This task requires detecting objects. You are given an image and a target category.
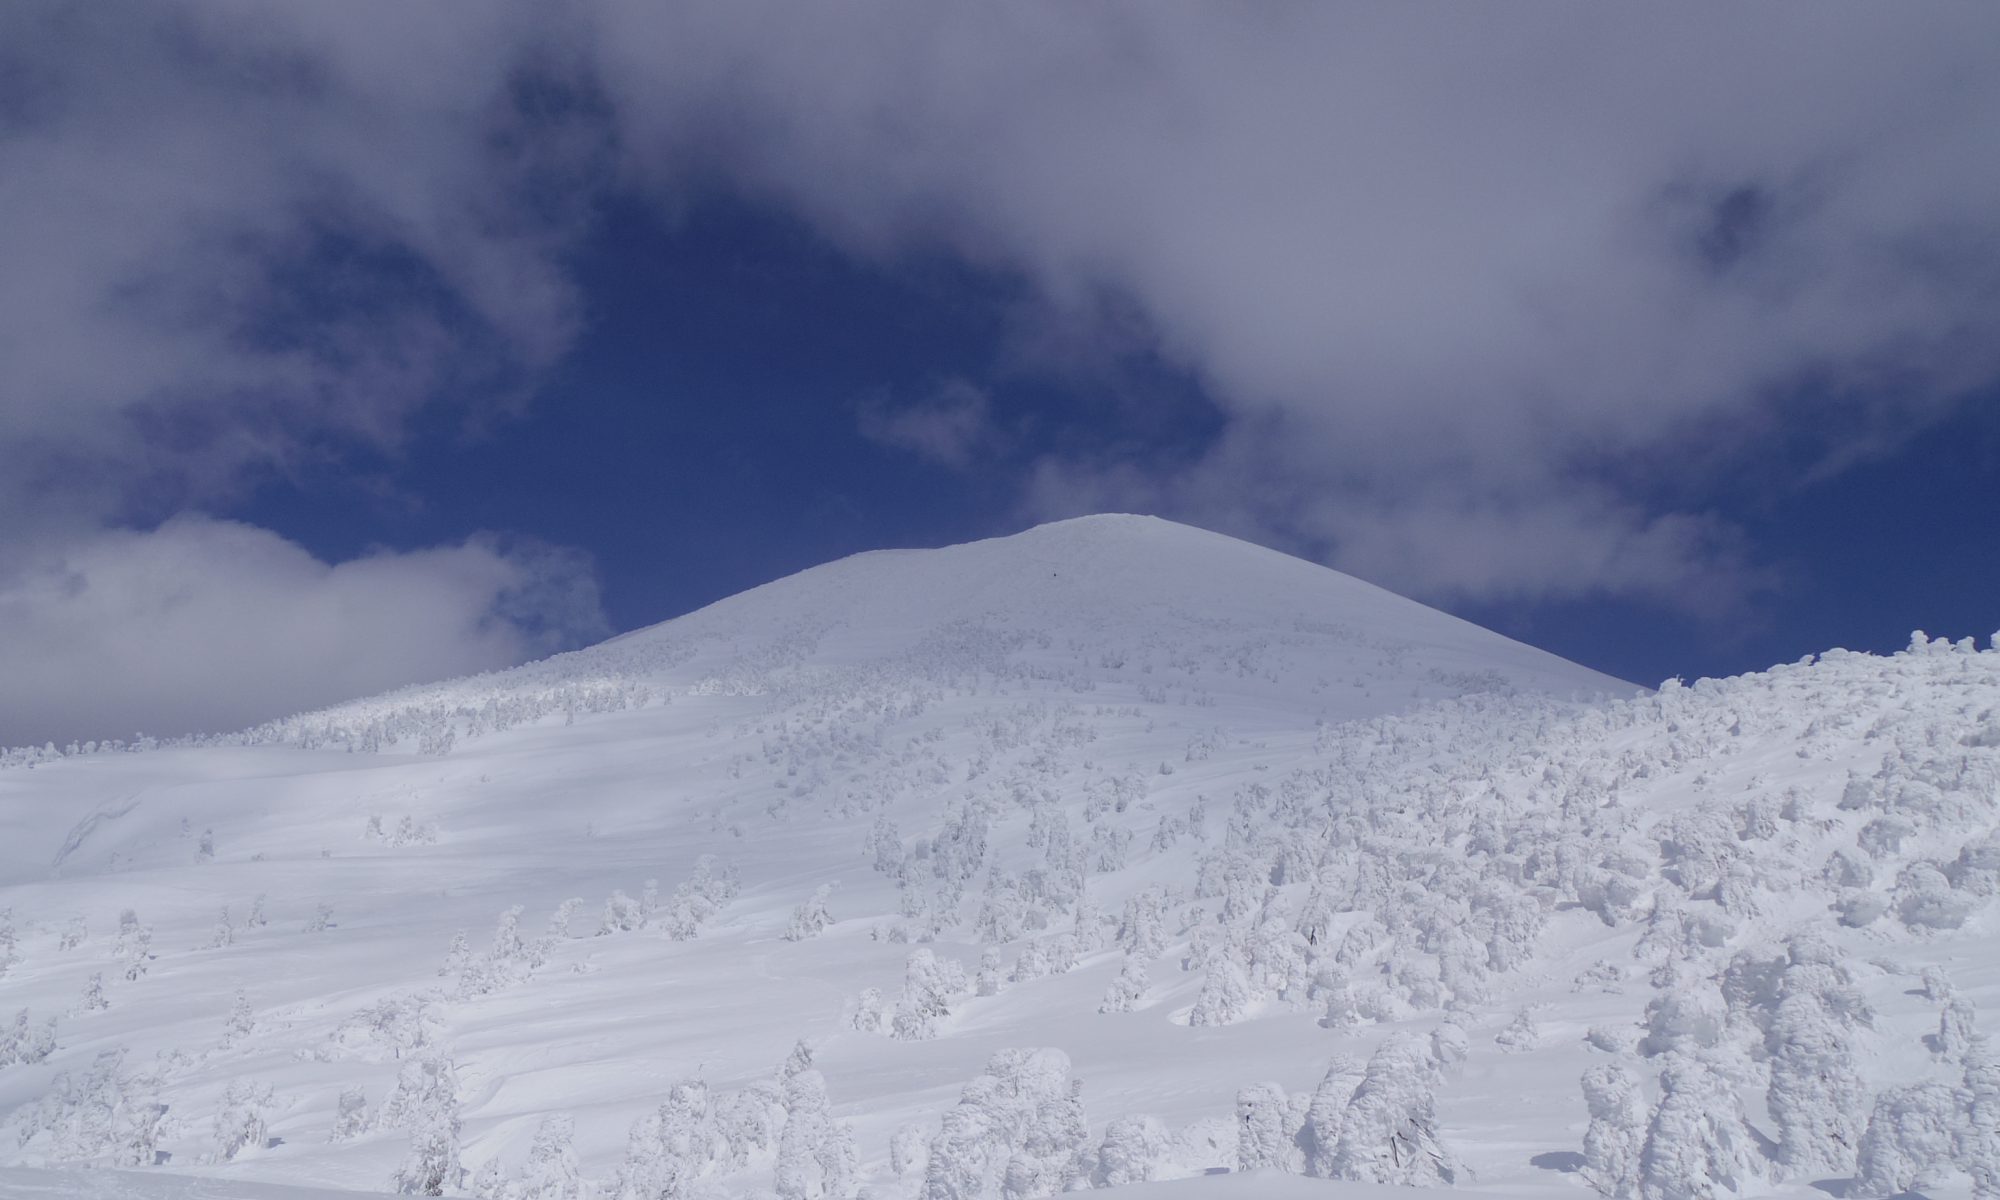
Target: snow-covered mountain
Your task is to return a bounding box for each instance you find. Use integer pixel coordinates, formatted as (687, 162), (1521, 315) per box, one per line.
(1, 516), (1996, 1200)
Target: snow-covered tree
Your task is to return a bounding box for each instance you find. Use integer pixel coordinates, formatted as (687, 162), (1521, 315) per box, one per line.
(1497, 1007), (1541, 1052)
(1314, 964), (1361, 1031)
(786, 883), (838, 942)
(1767, 994), (1868, 1178)
(621, 1078), (729, 1199)
(1638, 1055), (1760, 1200)
(1093, 1114), (1171, 1188)
(224, 989), (254, 1045)
(514, 1113), (586, 1200)
(385, 1054), (462, 1196)
(602, 889), (642, 935)
(1098, 955), (1149, 1014)
(1011, 940), (1051, 983)
(892, 949), (962, 1040)
(1964, 1038), (2000, 1200)
(115, 909), (152, 980)
(2, 1008), (57, 1066)
(438, 930), (471, 978)
(775, 1067), (855, 1199)
(1852, 1082), (1959, 1198)
(1580, 1063), (1645, 1199)
(1299, 1054), (1364, 1178)
(210, 1079), (274, 1162)
(1935, 995), (1978, 1060)
(921, 1049), (1086, 1200)
(331, 1087), (370, 1142)
(1188, 953), (1252, 1027)
(1330, 1032), (1461, 1185)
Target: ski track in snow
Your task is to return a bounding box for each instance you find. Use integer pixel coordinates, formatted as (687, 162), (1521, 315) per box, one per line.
(0, 515), (1993, 1199)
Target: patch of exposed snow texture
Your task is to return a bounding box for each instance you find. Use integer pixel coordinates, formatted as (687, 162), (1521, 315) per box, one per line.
(0, 515), (1994, 1200)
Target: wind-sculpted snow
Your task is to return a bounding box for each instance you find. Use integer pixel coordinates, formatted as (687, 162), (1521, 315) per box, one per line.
(0, 518), (1996, 1198)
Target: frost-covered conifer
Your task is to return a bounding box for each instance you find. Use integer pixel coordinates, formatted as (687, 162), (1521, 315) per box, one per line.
(846, 987), (886, 1034)
(491, 904), (527, 963)
(1852, 1082), (1958, 1198)
(1934, 995), (1977, 1060)
(196, 827), (215, 862)
(1580, 1064), (1645, 1199)
(1246, 918), (1311, 1004)
(80, 971), (109, 1012)
(1232, 1080), (1296, 1168)
(602, 889), (641, 935)
(210, 1079), (274, 1161)
(1637, 1055), (1760, 1200)
(614, 1079), (716, 1200)
(59, 915), (86, 951)
(867, 816), (905, 877)
(1329, 1031), (1460, 1185)
(2, 1008), (56, 1066)
(1011, 940), (1051, 983)
(515, 1113), (585, 1200)
(921, 1049), (1084, 1200)
(1314, 964), (1361, 1031)
(1188, 953), (1252, 1027)
(1094, 1114), (1171, 1187)
(115, 909), (152, 980)
(1098, 955), (1149, 1013)
(977, 945), (1005, 997)
(1300, 1055), (1365, 1178)
(1116, 888), (1168, 961)
(438, 930), (471, 978)
(775, 1067), (855, 1199)
(1965, 1038), (2000, 1200)
(210, 905), (235, 948)
(386, 1054), (463, 1196)
(1497, 1007), (1541, 1052)
(1639, 965), (1724, 1058)
(224, 989), (254, 1044)
(893, 948), (961, 1040)
(786, 883), (837, 942)
(331, 1086), (370, 1142)
(1919, 965), (1955, 1003)
(545, 897), (584, 941)
(306, 902), (334, 932)
(1767, 993), (1867, 1178)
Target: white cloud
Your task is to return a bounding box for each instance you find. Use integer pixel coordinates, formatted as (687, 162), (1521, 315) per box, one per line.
(586, 3), (2000, 607)
(856, 379), (1004, 468)
(0, 2), (597, 535)
(5, 1), (1999, 744)
(0, 516), (607, 747)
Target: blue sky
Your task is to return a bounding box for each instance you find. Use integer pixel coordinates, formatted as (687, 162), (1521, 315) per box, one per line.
(3, 5), (1998, 743)
(239, 192), (2000, 690)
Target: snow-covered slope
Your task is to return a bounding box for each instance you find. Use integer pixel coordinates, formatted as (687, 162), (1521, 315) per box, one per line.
(1, 517), (1996, 1200)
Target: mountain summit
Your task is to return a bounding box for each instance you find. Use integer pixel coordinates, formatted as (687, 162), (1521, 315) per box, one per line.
(3, 519), (1995, 1200)
(252, 514), (1626, 746)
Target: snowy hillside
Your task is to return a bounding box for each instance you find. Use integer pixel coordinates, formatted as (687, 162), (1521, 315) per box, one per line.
(2, 516), (1998, 1200)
